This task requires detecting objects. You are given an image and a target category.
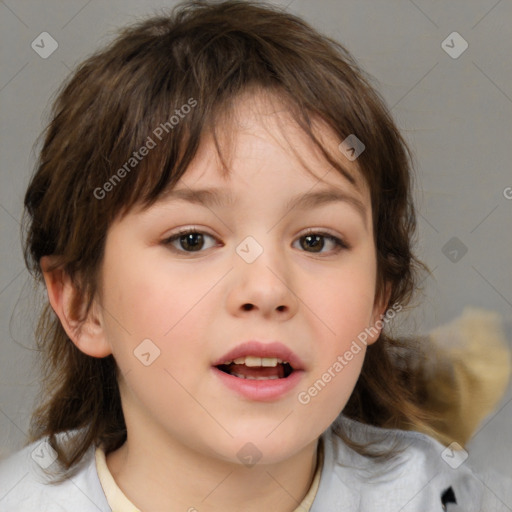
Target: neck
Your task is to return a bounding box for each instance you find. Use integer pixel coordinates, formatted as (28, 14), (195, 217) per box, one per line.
(106, 429), (320, 512)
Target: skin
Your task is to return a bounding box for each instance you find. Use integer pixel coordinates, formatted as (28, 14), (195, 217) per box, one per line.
(42, 90), (389, 512)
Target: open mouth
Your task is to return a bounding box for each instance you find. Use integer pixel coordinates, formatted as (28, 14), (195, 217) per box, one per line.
(216, 356), (294, 380)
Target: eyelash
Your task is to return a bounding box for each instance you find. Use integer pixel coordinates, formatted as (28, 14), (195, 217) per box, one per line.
(296, 228), (350, 253)
(162, 227), (350, 255)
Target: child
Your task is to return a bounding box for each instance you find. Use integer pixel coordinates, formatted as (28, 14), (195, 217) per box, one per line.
(0, 1), (510, 510)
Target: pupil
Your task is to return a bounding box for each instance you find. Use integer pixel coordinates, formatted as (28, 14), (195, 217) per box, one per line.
(181, 233), (203, 251)
(302, 234), (323, 252)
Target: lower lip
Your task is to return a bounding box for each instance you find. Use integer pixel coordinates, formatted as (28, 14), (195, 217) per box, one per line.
(212, 367), (304, 401)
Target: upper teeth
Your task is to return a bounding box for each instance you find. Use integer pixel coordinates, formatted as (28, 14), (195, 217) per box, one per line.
(222, 356), (288, 367)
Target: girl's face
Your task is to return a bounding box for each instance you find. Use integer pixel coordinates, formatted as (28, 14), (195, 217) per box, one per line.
(97, 92), (386, 464)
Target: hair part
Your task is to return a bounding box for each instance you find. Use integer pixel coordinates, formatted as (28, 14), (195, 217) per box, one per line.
(23, 0), (436, 479)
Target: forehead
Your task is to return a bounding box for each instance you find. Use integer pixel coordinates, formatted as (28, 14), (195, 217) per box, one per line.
(175, 89), (369, 198)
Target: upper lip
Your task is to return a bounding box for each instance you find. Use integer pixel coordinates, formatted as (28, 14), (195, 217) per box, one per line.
(213, 341), (305, 370)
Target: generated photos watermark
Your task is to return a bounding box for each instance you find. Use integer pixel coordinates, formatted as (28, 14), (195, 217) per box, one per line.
(93, 97), (197, 200)
(297, 302), (403, 405)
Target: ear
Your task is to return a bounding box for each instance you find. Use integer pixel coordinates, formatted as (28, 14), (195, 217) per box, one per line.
(40, 256), (112, 358)
(366, 282), (393, 346)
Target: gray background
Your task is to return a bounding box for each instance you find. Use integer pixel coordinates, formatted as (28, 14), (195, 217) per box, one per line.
(1, 0), (511, 488)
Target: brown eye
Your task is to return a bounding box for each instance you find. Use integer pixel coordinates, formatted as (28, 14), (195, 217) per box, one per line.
(163, 229), (218, 253)
(300, 234), (324, 252)
(294, 231), (349, 254)
(179, 232), (204, 251)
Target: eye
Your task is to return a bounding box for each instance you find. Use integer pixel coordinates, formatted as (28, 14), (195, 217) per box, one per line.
(163, 228), (219, 253)
(293, 230), (349, 254)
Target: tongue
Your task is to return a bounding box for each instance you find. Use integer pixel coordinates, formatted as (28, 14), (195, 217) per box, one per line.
(228, 363), (285, 378)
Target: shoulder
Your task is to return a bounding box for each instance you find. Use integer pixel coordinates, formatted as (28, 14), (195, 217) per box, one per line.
(0, 437), (110, 512)
(312, 415), (512, 512)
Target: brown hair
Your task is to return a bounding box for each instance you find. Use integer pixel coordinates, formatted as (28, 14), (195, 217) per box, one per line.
(23, 0), (441, 476)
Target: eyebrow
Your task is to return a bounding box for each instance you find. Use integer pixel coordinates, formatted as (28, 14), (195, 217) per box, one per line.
(161, 187), (236, 208)
(285, 189), (368, 228)
(162, 186), (368, 228)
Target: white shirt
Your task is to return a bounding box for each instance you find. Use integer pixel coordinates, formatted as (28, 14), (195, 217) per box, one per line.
(1, 415), (511, 511)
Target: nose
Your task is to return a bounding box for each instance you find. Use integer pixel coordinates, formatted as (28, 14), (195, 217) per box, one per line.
(226, 240), (299, 321)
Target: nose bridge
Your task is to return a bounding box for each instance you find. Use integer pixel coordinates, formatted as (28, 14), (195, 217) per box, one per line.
(229, 232), (297, 316)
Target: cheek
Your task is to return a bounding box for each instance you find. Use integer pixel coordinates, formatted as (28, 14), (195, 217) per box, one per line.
(101, 250), (219, 341)
(312, 260), (377, 347)
(101, 263), (220, 435)
(100, 251), (222, 392)
(296, 252), (376, 420)
(296, 351), (364, 435)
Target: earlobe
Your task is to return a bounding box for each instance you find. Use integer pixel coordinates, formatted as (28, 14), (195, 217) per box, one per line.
(40, 256), (112, 358)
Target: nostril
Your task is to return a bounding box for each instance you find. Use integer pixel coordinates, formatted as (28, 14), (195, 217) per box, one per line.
(241, 304), (287, 312)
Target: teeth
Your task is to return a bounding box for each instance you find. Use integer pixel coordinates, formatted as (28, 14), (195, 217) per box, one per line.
(225, 356), (284, 367)
(231, 373), (280, 380)
(245, 356), (261, 367)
